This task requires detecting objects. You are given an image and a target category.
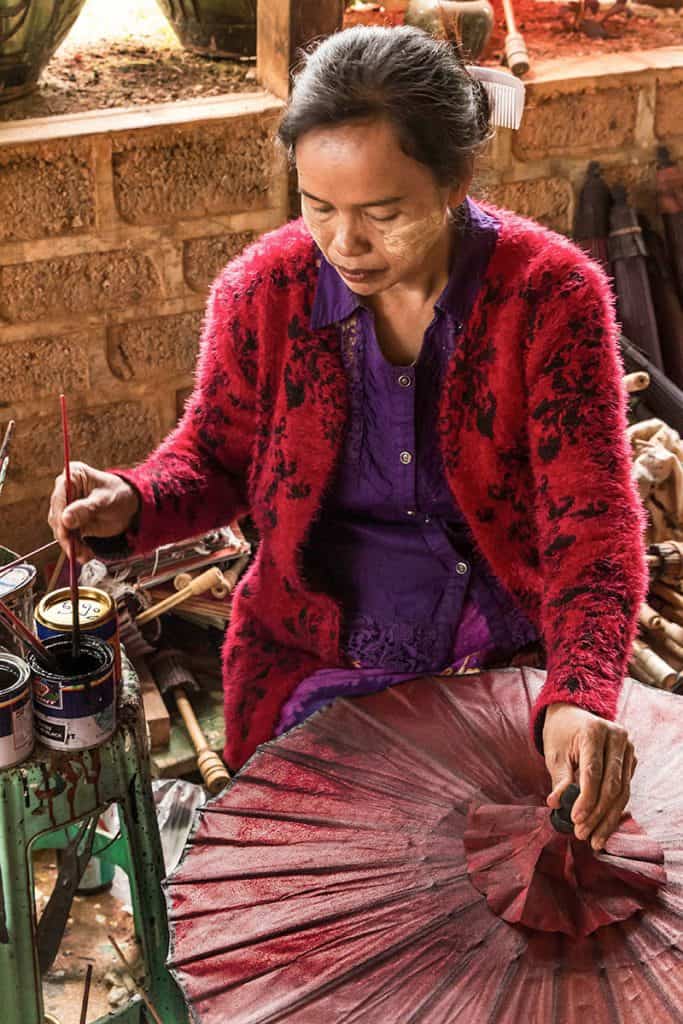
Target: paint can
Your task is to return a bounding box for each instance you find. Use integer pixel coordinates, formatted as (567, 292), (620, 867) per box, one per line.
(35, 587), (122, 686)
(0, 562), (37, 657)
(27, 636), (115, 752)
(0, 652), (34, 768)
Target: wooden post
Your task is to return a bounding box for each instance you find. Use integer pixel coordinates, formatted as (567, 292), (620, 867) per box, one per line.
(257, 0), (345, 100)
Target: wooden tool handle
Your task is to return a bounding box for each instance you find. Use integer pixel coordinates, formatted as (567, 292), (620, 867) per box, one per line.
(624, 371), (650, 393)
(174, 686), (230, 795)
(136, 566), (223, 625)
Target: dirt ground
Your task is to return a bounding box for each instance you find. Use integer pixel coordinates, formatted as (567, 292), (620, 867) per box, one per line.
(346, 0), (683, 63)
(1, 0), (680, 124)
(34, 849), (141, 1024)
(0, 0), (255, 124)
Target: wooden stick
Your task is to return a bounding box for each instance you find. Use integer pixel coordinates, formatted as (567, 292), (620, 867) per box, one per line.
(652, 581), (683, 611)
(639, 602), (663, 632)
(79, 962), (93, 1024)
(0, 541), (59, 582)
(0, 419), (15, 496)
(174, 686), (231, 795)
(108, 934), (164, 1024)
(631, 638), (679, 691)
(60, 395), (80, 660)
(47, 549), (67, 594)
(624, 371), (650, 393)
(0, 598), (55, 666)
(135, 567), (224, 626)
(501, 0), (529, 75)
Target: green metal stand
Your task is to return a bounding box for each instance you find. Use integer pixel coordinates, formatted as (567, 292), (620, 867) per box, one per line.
(0, 658), (189, 1024)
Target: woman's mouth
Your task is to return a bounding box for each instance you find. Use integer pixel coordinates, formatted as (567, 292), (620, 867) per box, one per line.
(336, 266), (384, 284)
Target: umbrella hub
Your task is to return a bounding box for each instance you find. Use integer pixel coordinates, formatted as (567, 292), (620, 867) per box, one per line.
(463, 801), (666, 938)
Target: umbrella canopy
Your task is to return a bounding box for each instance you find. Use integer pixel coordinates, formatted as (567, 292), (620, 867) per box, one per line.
(573, 161), (612, 271)
(166, 668), (683, 1024)
(657, 146), (683, 305)
(609, 187), (664, 371)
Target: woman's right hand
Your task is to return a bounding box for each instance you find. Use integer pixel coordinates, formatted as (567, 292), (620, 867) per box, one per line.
(48, 462), (140, 562)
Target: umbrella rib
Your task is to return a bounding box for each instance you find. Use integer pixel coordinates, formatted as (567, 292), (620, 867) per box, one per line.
(233, 899), (498, 1024)
(170, 870), (475, 950)
(612, 920), (683, 1019)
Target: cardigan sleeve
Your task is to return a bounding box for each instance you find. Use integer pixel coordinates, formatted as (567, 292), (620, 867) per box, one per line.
(524, 257), (648, 750)
(113, 264), (259, 555)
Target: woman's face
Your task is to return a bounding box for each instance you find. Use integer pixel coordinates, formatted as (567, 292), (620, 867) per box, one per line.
(296, 118), (469, 296)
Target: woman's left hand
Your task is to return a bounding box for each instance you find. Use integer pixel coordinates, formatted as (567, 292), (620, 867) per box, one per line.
(542, 702), (637, 851)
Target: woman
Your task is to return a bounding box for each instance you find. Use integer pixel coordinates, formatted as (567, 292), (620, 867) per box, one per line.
(49, 26), (646, 850)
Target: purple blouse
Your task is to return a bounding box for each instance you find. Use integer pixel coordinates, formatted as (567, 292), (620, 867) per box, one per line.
(276, 199), (537, 734)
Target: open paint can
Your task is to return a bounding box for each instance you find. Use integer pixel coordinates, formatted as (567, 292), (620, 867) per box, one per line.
(35, 587), (122, 687)
(0, 652), (34, 768)
(28, 636), (115, 752)
(0, 562), (37, 657)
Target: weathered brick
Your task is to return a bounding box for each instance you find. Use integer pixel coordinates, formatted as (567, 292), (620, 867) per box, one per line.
(176, 387), (192, 422)
(656, 72), (683, 140)
(0, 250), (161, 324)
(514, 86), (639, 162)
(0, 496), (51, 558)
(0, 140), (95, 243)
(112, 113), (280, 225)
(0, 332), (90, 403)
(107, 312), (203, 380)
(478, 177), (574, 234)
(6, 402), (160, 485)
(183, 231), (255, 292)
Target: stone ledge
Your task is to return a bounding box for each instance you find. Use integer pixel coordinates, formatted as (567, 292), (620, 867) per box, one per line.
(527, 47), (683, 87)
(0, 91), (284, 147)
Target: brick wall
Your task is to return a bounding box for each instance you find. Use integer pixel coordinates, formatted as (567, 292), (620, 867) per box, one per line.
(1, 48), (682, 555)
(473, 48), (683, 233)
(0, 92), (287, 555)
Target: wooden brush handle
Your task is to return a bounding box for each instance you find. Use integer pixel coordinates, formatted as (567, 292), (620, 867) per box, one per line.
(624, 371), (650, 393)
(136, 567), (223, 625)
(174, 686), (230, 795)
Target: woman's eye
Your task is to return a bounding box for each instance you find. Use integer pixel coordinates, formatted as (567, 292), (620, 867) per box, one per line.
(368, 213), (399, 223)
(311, 205), (333, 216)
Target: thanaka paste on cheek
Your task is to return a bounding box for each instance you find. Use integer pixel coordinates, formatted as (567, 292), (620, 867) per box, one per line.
(380, 209), (447, 261)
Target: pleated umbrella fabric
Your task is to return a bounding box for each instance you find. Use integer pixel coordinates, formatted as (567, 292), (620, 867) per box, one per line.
(166, 668), (683, 1024)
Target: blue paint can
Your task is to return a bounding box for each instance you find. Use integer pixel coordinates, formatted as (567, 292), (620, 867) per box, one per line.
(0, 652), (34, 768)
(35, 586), (122, 687)
(28, 636), (115, 752)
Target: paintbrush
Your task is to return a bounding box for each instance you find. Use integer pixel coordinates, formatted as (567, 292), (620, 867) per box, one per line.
(60, 395), (81, 661)
(79, 963), (93, 1024)
(0, 597), (55, 666)
(0, 419), (15, 497)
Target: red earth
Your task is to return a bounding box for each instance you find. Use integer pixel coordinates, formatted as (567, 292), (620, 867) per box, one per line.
(343, 1), (683, 67)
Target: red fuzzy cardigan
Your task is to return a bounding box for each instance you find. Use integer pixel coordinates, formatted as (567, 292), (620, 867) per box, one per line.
(120, 207), (647, 770)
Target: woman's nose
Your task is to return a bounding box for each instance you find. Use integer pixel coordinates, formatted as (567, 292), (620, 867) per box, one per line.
(333, 219), (369, 258)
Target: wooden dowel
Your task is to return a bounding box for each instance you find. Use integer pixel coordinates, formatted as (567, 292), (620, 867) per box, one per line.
(108, 935), (163, 1024)
(0, 541), (59, 581)
(47, 549), (67, 594)
(624, 371), (650, 393)
(79, 963), (93, 1024)
(652, 582), (683, 611)
(174, 687), (230, 795)
(631, 638), (679, 691)
(135, 567), (223, 625)
(639, 602), (663, 632)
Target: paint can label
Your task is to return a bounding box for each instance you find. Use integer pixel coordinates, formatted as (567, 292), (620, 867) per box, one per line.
(32, 658), (116, 752)
(0, 653), (34, 768)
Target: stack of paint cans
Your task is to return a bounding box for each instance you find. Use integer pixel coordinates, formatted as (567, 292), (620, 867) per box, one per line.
(31, 587), (121, 752)
(0, 651), (34, 768)
(0, 561), (37, 657)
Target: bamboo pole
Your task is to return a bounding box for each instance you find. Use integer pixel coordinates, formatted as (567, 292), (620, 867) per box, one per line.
(135, 567), (223, 625)
(631, 638), (681, 691)
(624, 371), (650, 393)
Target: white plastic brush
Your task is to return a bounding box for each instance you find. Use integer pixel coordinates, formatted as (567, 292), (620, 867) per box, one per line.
(467, 65), (526, 131)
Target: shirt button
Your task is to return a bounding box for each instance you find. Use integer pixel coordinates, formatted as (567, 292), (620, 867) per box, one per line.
(424, 515), (431, 524)
(455, 561), (469, 575)
(398, 374), (412, 388)
(400, 451), (413, 465)
(406, 509), (416, 517)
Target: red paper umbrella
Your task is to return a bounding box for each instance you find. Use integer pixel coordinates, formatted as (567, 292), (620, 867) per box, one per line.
(166, 668), (683, 1023)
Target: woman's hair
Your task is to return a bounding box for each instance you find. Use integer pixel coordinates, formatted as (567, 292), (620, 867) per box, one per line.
(277, 25), (492, 187)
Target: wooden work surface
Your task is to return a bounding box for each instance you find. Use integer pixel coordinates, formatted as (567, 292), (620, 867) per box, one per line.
(150, 681), (226, 779)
